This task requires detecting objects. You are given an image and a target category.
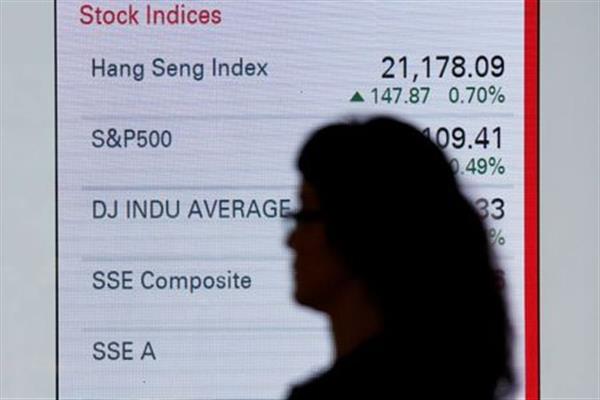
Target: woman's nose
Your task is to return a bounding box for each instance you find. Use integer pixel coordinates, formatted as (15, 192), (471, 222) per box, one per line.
(286, 225), (297, 249)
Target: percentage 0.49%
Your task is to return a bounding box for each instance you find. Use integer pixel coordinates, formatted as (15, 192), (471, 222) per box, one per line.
(449, 156), (506, 176)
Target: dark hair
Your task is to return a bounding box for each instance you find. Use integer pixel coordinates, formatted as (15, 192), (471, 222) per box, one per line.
(297, 116), (513, 396)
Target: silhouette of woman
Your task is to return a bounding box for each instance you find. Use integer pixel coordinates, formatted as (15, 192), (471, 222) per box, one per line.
(285, 116), (513, 399)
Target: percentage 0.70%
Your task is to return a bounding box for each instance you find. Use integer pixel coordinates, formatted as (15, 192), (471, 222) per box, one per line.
(449, 85), (505, 104)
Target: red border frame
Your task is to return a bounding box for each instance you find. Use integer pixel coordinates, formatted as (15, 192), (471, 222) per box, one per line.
(524, 0), (539, 399)
(54, 2), (541, 398)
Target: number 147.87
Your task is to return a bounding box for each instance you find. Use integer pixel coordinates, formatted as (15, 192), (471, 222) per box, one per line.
(371, 87), (430, 104)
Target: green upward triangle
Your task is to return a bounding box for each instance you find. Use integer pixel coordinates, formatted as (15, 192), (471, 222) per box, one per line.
(350, 91), (364, 102)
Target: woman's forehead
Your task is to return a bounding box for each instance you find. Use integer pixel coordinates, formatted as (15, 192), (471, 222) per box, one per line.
(300, 181), (320, 209)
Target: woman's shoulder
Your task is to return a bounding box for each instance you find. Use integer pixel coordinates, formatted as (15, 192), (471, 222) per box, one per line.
(286, 333), (394, 399)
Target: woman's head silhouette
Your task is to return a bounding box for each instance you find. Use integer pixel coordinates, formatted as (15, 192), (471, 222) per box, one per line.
(286, 116), (513, 398)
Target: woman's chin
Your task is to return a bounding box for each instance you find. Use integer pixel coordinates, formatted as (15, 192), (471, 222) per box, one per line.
(293, 286), (310, 307)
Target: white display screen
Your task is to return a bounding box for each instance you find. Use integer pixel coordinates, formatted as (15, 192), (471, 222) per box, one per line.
(57, 1), (539, 398)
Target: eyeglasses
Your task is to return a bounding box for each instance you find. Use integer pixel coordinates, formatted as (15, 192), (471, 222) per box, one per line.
(282, 210), (324, 235)
(283, 209), (324, 224)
